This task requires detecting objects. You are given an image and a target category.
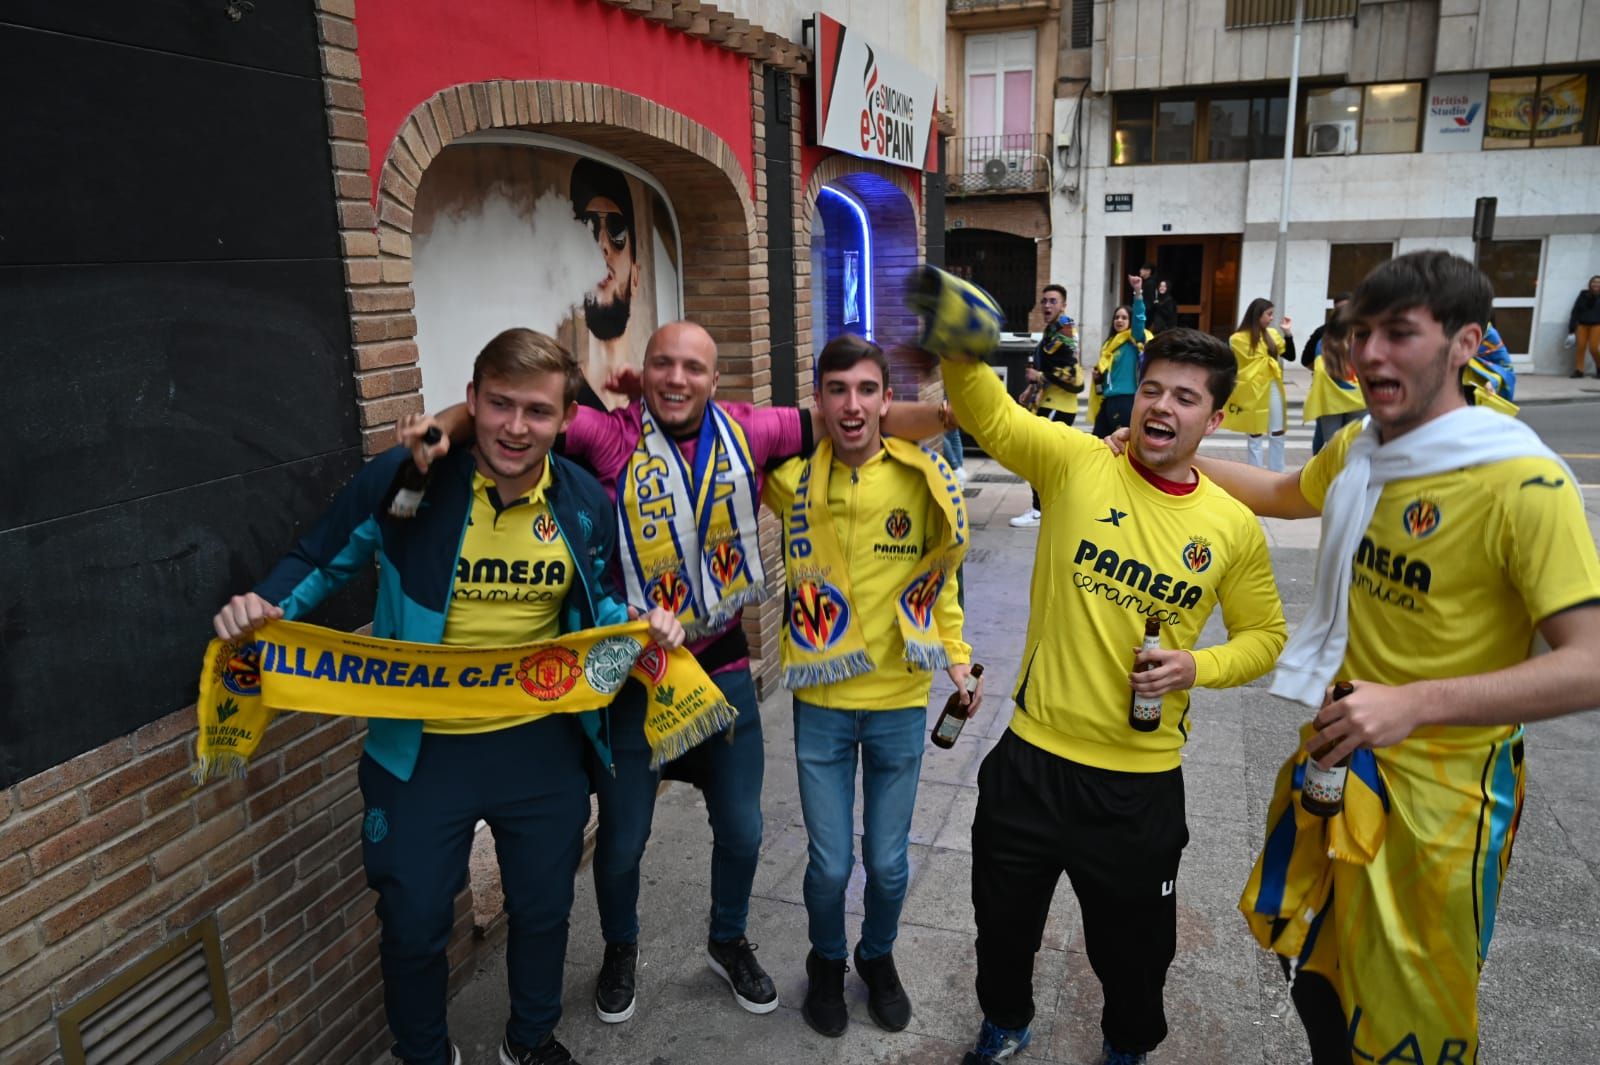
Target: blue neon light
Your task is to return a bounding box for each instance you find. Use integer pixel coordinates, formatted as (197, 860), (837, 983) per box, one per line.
(819, 185), (872, 340)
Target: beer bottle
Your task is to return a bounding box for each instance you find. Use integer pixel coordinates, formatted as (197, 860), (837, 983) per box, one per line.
(389, 425), (442, 518)
(931, 663), (985, 749)
(1301, 681), (1356, 817)
(1128, 618), (1163, 732)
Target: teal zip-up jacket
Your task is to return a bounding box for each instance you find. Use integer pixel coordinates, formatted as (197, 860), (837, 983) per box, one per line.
(253, 445), (629, 782)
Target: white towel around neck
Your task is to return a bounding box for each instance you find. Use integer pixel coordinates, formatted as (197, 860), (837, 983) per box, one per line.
(1270, 405), (1576, 706)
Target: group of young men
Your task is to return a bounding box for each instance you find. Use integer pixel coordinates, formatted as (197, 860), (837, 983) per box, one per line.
(214, 318), (970, 1064)
(213, 247), (1600, 1065)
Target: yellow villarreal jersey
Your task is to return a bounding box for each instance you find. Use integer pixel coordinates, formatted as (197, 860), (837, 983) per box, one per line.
(1300, 422), (1600, 746)
(426, 465), (575, 734)
(764, 451), (969, 710)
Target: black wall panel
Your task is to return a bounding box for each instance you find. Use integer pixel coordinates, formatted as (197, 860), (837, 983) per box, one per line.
(0, 9), (358, 787)
(0, 23), (340, 265)
(0, 261), (355, 528)
(764, 67), (798, 408)
(0, 454), (370, 787)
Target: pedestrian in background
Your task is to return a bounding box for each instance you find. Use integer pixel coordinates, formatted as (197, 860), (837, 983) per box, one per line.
(1089, 275), (1151, 438)
(1222, 298), (1295, 471)
(1566, 274), (1600, 378)
(1146, 278), (1179, 335)
(1301, 309), (1364, 456)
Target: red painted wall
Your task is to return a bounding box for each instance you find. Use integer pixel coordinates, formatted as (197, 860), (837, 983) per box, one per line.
(356, 0), (755, 196)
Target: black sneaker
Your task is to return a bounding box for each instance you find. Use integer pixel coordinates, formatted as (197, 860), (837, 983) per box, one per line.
(705, 936), (778, 1014)
(853, 945), (911, 1031)
(499, 1034), (578, 1065)
(594, 942), (638, 1023)
(801, 949), (849, 1037)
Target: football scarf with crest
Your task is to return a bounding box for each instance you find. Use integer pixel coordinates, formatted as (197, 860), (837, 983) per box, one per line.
(192, 617), (735, 780)
(1240, 724), (1525, 1060)
(616, 403), (766, 640)
(779, 436), (967, 689)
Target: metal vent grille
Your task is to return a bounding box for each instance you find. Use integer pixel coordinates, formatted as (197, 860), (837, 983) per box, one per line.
(1070, 0), (1092, 49)
(59, 918), (232, 1065)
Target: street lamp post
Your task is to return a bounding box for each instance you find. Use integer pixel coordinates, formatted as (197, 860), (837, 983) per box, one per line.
(1269, 0), (1307, 322)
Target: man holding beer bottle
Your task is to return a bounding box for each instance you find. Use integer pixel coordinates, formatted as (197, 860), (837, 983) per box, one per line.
(912, 270), (1287, 1065)
(763, 334), (979, 1039)
(1189, 250), (1600, 1065)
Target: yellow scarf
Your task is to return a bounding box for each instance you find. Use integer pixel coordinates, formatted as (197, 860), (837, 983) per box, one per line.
(1238, 721), (1388, 960)
(193, 618), (734, 779)
(616, 403), (766, 639)
(779, 437), (967, 688)
(1088, 328), (1152, 423)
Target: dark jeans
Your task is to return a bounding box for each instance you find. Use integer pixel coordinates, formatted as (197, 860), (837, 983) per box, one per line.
(360, 716), (589, 1065)
(972, 731), (1187, 1054)
(1093, 393), (1135, 439)
(592, 666), (764, 945)
(1029, 406), (1077, 511)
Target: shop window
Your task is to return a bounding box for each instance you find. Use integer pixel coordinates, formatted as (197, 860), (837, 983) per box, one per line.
(1302, 83), (1420, 156)
(1327, 243), (1392, 305)
(1478, 239), (1542, 354)
(1154, 101), (1196, 162)
(1112, 96), (1153, 165)
(1207, 98), (1254, 160)
(1114, 90), (1286, 165)
(1485, 72), (1590, 149)
(1360, 83), (1422, 153)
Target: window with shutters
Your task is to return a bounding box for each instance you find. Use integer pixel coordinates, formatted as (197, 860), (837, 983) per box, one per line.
(1225, 0), (1357, 28)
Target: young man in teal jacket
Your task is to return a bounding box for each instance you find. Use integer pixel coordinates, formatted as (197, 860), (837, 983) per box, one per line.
(213, 329), (682, 1065)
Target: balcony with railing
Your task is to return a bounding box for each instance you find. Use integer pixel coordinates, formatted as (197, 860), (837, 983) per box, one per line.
(945, 133), (1052, 195)
(947, 0), (1051, 15)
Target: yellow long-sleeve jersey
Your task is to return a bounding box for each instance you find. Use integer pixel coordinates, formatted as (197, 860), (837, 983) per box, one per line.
(943, 357), (1287, 772)
(765, 449), (970, 709)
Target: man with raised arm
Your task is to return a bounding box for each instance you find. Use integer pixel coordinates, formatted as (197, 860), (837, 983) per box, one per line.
(912, 268), (1287, 1065)
(401, 319), (953, 1025)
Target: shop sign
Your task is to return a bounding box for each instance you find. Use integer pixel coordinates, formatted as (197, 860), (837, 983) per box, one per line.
(1105, 193), (1132, 212)
(813, 12), (939, 171)
(1421, 72), (1487, 153)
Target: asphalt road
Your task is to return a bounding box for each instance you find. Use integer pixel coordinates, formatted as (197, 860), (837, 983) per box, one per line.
(1525, 401), (1600, 483)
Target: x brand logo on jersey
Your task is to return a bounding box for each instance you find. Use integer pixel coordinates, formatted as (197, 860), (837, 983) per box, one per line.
(1096, 508), (1128, 527)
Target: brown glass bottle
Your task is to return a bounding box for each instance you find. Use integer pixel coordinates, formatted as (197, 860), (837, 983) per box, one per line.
(931, 663), (985, 749)
(1128, 617), (1162, 732)
(389, 425), (442, 518)
(1301, 681), (1356, 817)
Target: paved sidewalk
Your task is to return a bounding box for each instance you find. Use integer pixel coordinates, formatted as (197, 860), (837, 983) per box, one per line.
(436, 457), (1600, 1065)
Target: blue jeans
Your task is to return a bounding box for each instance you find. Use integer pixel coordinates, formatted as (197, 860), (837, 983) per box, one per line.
(359, 716), (588, 1064)
(593, 667), (764, 944)
(792, 700), (926, 961)
(942, 428), (965, 469)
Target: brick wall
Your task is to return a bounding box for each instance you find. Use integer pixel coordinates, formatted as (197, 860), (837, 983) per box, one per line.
(0, 710), (394, 1065)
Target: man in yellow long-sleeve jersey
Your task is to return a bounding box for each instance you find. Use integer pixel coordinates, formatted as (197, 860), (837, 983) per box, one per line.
(764, 334), (979, 1039)
(920, 282), (1288, 1065)
(1195, 250), (1600, 1065)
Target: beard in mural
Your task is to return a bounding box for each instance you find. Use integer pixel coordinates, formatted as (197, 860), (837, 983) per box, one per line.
(571, 158), (640, 344)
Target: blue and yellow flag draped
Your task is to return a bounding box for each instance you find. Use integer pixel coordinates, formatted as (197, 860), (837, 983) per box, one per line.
(193, 618), (733, 779)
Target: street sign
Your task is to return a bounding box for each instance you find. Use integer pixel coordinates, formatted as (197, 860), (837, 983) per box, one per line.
(1105, 193), (1133, 212)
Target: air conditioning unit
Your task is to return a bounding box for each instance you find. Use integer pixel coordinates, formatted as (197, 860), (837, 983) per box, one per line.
(982, 156), (1018, 188)
(1307, 119), (1358, 157)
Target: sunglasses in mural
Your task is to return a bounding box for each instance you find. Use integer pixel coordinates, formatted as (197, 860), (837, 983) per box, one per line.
(582, 209), (629, 250)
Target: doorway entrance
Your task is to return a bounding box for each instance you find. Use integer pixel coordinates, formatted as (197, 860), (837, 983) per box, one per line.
(1120, 234), (1241, 339)
(948, 227), (1038, 332)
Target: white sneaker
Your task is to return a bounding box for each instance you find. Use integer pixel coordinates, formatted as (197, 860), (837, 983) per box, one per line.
(954, 467), (968, 486)
(1008, 509), (1041, 528)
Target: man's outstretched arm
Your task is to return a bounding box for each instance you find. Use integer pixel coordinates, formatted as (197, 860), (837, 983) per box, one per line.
(1191, 455), (1320, 519)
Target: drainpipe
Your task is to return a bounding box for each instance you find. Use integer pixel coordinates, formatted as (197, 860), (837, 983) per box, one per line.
(1269, 0), (1306, 319)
